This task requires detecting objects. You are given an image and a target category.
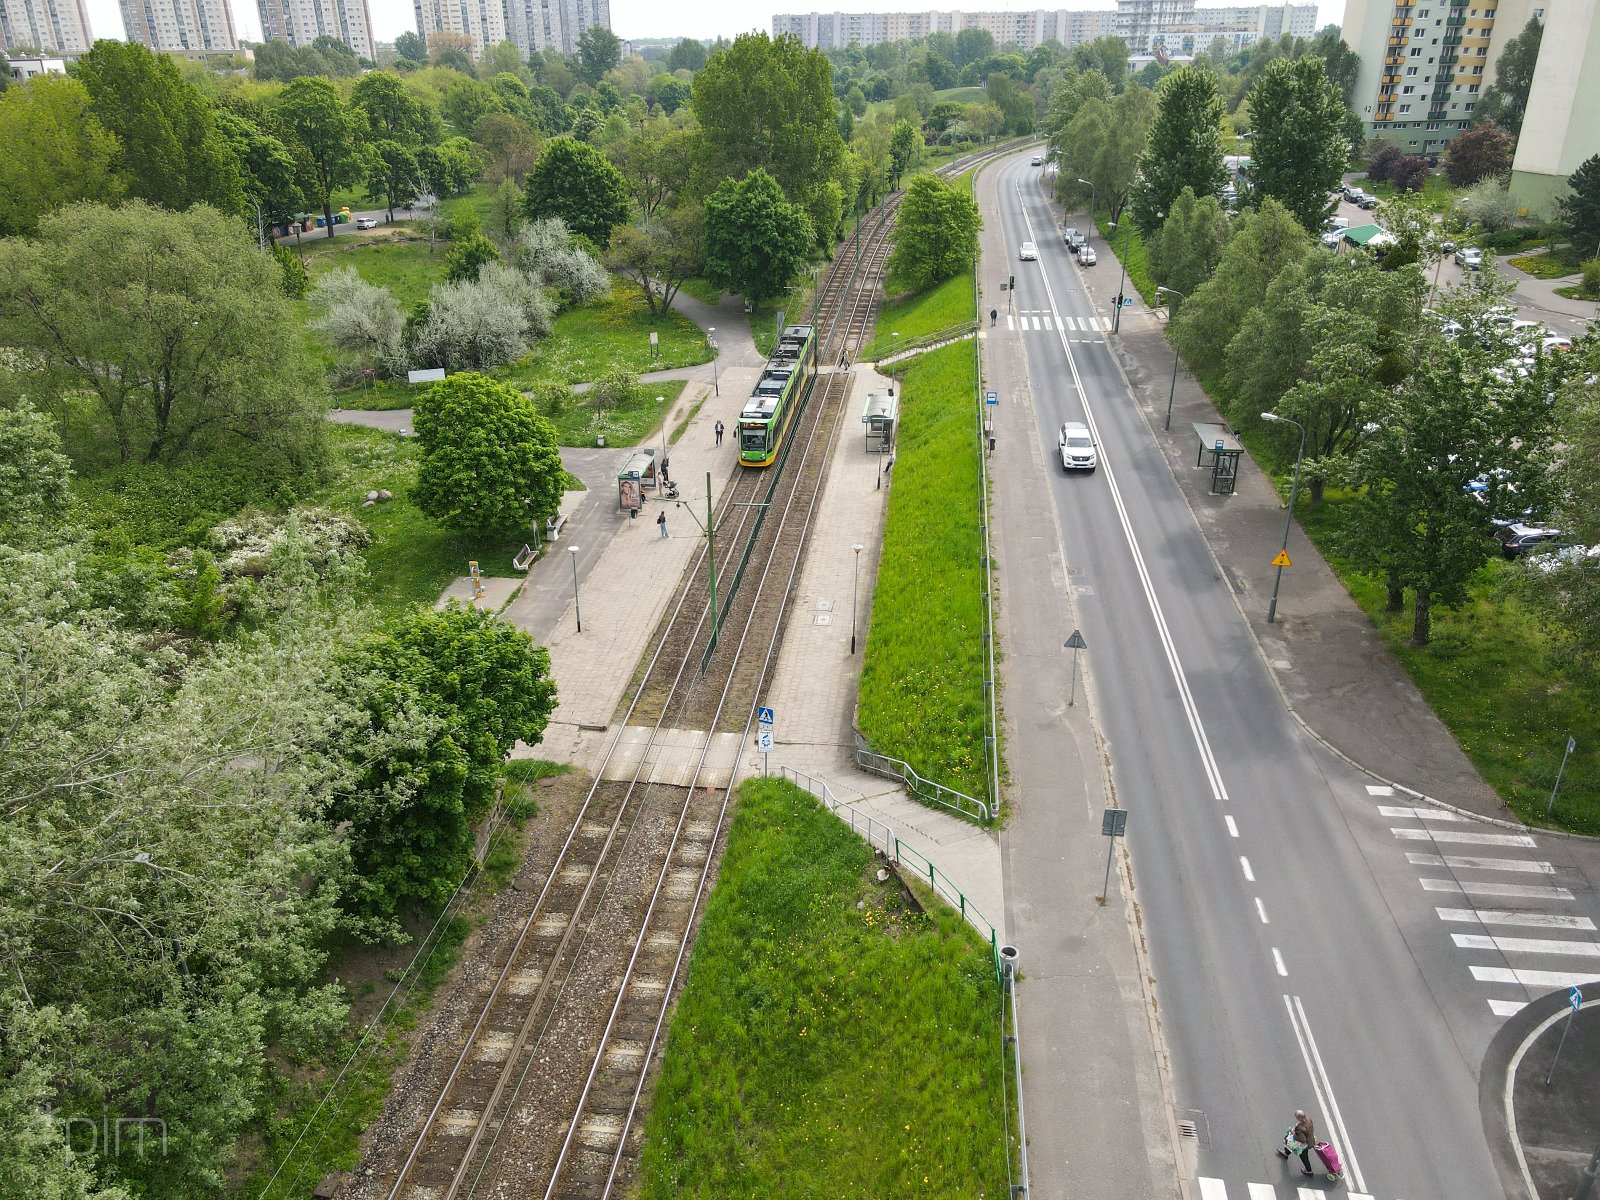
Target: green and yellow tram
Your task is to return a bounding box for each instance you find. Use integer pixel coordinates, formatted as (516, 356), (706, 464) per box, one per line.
(738, 324), (817, 467)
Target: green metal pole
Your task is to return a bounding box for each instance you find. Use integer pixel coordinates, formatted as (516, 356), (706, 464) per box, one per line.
(706, 470), (717, 651)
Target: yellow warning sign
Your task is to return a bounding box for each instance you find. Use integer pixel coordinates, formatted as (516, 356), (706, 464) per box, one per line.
(1271, 550), (1292, 568)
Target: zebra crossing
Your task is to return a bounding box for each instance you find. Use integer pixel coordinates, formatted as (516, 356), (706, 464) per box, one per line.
(1196, 1179), (1384, 1199)
(1369, 784), (1600, 1015)
(1006, 309), (1109, 335)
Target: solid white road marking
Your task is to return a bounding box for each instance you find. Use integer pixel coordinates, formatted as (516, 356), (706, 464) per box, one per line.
(1225, 815), (1239, 838)
(1423, 877), (1574, 900)
(1283, 994), (1365, 1193)
(1489, 998), (1528, 1016)
(1377, 804), (1462, 820)
(1241, 856), (1255, 882)
(1197, 1179), (1228, 1200)
(1473, 965), (1600, 987)
(1392, 828), (1537, 847)
(1437, 908), (1595, 930)
(1273, 948), (1287, 976)
(1256, 897), (1270, 923)
(1406, 853), (1554, 874)
(1454, 933), (1600, 957)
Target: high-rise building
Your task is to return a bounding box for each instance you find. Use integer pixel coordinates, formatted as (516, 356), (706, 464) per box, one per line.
(771, 9), (1116, 52)
(1116, 0), (1194, 53)
(561, 0), (608, 52)
(500, 0), (609, 56)
(257, 0), (376, 60)
(1509, 1), (1599, 215)
(1340, 0), (1542, 157)
(0, 0), (95, 53)
(119, 0), (237, 53)
(413, 0), (504, 54)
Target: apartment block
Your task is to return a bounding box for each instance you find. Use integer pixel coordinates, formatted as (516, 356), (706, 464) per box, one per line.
(119, 0), (237, 53)
(1340, 0), (1538, 156)
(257, 0), (376, 60)
(413, 0), (504, 54)
(1509, 0), (1600, 215)
(771, 9), (1115, 52)
(0, 0), (94, 53)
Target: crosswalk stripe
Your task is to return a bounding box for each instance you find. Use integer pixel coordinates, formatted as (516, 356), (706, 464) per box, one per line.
(1454, 933), (1600, 957)
(1392, 828), (1537, 847)
(1438, 907), (1595, 930)
(1248, 1184), (1276, 1199)
(1366, 784), (1395, 796)
(1407, 852), (1554, 874)
(1042, 315), (1053, 330)
(1473, 964), (1600, 987)
(1198, 1178), (1228, 1200)
(1378, 804), (1463, 821)
(1006, 314), (1015, 330)
(1489, 997), (1528, 1016)
(1423, 877), (1574, 899)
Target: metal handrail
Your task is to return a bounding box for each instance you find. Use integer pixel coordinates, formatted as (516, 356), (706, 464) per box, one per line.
(867, 319), (980, 364)
(853, 732), (991, 822)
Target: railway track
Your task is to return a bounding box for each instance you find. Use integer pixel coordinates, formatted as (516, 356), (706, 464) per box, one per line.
(359, 139), (1026, 1200)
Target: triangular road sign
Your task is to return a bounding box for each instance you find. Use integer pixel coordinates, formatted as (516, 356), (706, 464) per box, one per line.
(1271, 549), (1292, 568)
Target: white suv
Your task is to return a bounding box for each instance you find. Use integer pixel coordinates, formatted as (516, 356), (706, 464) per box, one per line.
(1059, 422), (1097, 471)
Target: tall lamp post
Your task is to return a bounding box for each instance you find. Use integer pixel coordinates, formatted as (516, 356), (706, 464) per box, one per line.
(1110, 218), (1133, 333)
(1076, 178), (1096, 246)
(707, 327), (719, 396)
(1261, 412), (1306, 625)
(851, 543), (864, 654)
(568, 545), (582, 633)
(1155, 286), (1186, 431)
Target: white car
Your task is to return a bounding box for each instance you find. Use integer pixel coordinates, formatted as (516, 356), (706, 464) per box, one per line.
(1455, 246), (1483, 270)
(1030, 154), (1044, 166)
(355, 216), (378, 229)
(1078, 246), (1097, 266)
(1019, 241), (1038, 261)
(1058, 421), (1097, 471)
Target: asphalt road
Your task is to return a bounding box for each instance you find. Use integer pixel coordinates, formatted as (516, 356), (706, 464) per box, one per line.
(989, 154), (1512, 1198)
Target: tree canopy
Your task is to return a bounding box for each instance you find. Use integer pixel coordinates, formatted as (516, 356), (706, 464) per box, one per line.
(273, 76), (368, 236)
(1246, 55), (1349, 232)
(702, 168), (814, 307)
(1131, 66), (1227, 233)
(1443, 121), (1514, 187)
(1558, 154), (1600, 258)
(0, 75), (120, 236)
(1477, 15), (1542, 137)
(887, 173), (981, 291)
(523, 135), (631, 245)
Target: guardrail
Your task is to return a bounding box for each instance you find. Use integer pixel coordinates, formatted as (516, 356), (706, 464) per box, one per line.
(867, 319), (980, 365)
(853, 731), (991, 823)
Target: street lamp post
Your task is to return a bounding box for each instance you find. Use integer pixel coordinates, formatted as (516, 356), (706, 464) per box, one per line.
(707, 327), (719, 396)
(1261, 412), (1307, 625)
(657, 396), (666, 495)
(1076, 178), (1096, 245)
(568, 545), (582, 633)
(1110, 219), (1133, 333)
(851, 543), (864, 654)
(1155, 286), (1186, 431)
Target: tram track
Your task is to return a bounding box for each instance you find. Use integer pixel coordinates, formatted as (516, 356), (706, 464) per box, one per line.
(355, 139), (1027, 1200)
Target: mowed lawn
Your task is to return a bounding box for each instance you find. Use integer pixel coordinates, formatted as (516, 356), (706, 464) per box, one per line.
(865, 273), (977, 360)
(635, 777), (1010, 1200)
(857, 341), (989, 801)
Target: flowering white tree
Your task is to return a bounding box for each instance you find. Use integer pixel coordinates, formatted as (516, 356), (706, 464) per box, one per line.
(412, 274), (534, 372)
(307, 266), (406, 377)
(510, 217), (610, 308)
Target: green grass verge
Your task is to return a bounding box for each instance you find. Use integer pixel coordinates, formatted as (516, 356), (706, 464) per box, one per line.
(1091, 212), (1157, 305)
(542, 378), (690, 448)
(676, 276), (725, 305)
(933, 85), (988, 104)
(499, 281), (712, 391)
(634, 776), (1009, 1199)
(312, 424), (522, 610)
(1362, 174), (1461, 212)
(866, 273), (978, 360)
(858, 341), (988, 801)
(1507, 250), (1583, 279)
(1555, 283), (1598, 300)
(300, 234), (445, 309)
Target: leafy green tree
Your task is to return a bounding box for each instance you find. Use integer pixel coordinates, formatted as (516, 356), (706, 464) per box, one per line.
(0, 202), (326, 468)
(954, 27), (995, 67)
(605, 204), (705, 317)
(648, 73), (691, 114)
(0, 76), (120, 236)
(474, 112), (540, 182)
(0, 401), (72, 545)
(523, 135), (631, 245)
(215, 110), (303, 233)
(691, 32), (846, 242)
(1069, 35), (1129, 89)
(311, 33), (362, 74)
(418, 135), (481, 196)
(702, 168), (814, 307)
(667, 37), (706, 73)
(1040, 67), (1111, 141)
(1477, 15), (1542, 137)
(440, 74), (503, 135)
(444, 231), (501, 282)
(395, 30), (428, 62)
(1309, 25), (1361, 106)
(1172, 197), (1310, 376)
(1151, 186), (1232, 299)
(490, 175), (524, 236)
(1339, 323), (1557, 644)
(984, 71), (1034, 135)
(412, 372), (565, 536)
(887, 172), (981, 291)
(608, 119), (696, 218)
(351, 69), (437, 145)
(577, 24), (622, 84)
(1444, 120), (1513, 187)
(1558, 154), (1600, 258)
(1131, 66), (1227, 233)
(888, 118), (921, 183)
(1054, 85), (1157, 220)
(73, 40), (242, 213)
(1247, 55), (1349, 232)
(273, 76), (368, 238)
(366, 139), (421, 221)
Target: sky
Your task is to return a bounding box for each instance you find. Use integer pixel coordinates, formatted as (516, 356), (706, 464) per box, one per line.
(79, 0), (1346, 55)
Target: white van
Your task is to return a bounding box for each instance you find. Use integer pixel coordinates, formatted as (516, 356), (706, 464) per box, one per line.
(1323, 215), (1350, 234)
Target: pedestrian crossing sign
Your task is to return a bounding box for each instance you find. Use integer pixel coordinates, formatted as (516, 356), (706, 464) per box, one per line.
(757, 706), (775, 725)
(1271, 550), (1292, 568)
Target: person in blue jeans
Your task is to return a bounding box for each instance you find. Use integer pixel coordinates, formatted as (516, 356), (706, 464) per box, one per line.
(657, 511), (668, 538)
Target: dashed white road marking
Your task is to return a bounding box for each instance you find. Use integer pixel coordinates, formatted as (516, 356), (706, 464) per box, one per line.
(1225, 815), (1239, 838)
(1256, 897), (1269, 924)
(1406, 852), (1554, 874)
(1366, 784), (1395, 796)
(1438, 907), (1595, 931)
(1241, 856), (1254, 882)
(1272, 948), (1287, 976)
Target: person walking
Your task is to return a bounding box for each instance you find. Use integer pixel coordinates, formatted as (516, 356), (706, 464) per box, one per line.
(1277, 1110), (1316, 1176)
(715, 420), (724, 447)
(657, 510), (668, 539)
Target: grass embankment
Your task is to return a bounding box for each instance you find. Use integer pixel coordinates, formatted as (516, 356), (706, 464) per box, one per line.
(539, 377), (691, 447)
(1092, 212), (1157, 305)
(858, 341), (989, 802)
(634, 776), (1009, 1199)
(237, 761), (566, 1199)
(865, 273), (978, 360)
